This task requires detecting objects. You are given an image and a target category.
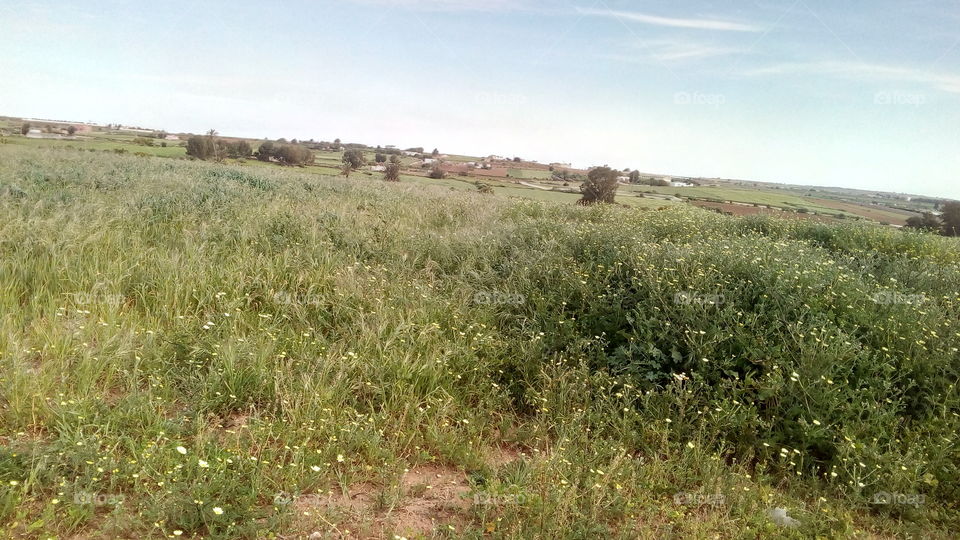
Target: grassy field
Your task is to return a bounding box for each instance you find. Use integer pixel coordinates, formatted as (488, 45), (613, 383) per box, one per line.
(506, 169), (553, 180)
(1, 146), (959, 539)
(619, 185), (866, 218)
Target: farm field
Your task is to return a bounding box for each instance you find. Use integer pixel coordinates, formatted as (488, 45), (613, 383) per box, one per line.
(0, 122), (927, 227)
(804, 197), (919, 226)
(619, 184), (865, 217)
(1, 145), (958, 539)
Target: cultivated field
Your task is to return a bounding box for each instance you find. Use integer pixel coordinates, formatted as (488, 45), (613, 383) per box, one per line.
(1, 146), (958, 539)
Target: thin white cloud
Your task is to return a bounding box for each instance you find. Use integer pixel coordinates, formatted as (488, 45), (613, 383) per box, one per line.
(576, 7), (763, 32)
(749, 61), (960, 94)
(643, 40), (745, 62)
(348, 0), (532, 12)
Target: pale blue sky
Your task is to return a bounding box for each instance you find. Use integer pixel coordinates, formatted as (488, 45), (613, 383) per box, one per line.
(1, 0), (958, 198)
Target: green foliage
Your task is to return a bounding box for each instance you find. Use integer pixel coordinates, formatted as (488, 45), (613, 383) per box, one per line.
(383, 162), (401, 182)
(941, 201), (960, 236)
(0, 146), (957, 538)
(579, 166), (619, 204)
(428, 164), (446, 179)
(19, 123), (30, 135)
(341, 149), (365, 170)
(185, 135), (215, 160)
(905, 212), (942, 232)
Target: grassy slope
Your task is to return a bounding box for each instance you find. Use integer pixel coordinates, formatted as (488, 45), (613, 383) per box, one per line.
(0, 146), (958, 539)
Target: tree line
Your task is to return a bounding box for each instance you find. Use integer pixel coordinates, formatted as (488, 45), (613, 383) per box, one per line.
(905, 202), (960, 237)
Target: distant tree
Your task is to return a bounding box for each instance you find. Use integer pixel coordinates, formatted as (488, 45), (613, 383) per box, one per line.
(67, 125), (77, 136)
(429, 165), (446, 179)
(629, 170), (641, 184)
(375, 153), (387, 163)
(228, 140), (253, 158)
(186, 135), (214, 160)
(579, 166), (619, 205)
(333, 138), (342, 151)
(276, 144), (314, 166)
(342, 149), (365, 170)
(290, 139), (298, 145)
(20, 123), (30, 135)
(432, 148), (440, 157)
(341, 163), (353, 178)
(156, 131), (167, 139)
(941, 201), (960, 237)
(256, 141), (276, 161)
(205, 130), (228, 162)
(513, 157), (521, 162)
(384, 163), (401, 182)
(905, 213), (942, 232)
(406, 147), (424, 154)
(389, 154), (401, 164)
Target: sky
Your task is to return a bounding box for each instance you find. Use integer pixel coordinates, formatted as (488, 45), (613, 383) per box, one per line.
(1, 0), (958, 198)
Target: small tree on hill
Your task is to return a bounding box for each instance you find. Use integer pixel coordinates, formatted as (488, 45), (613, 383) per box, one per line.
(429, 164), (446, 179)
(629, 170), (641, 184)
(432, 148), (440, 157)
(384, 163), (401, 182)
(67, 126), (77, 136)
(375, 153), (387, 163)
(342, 163), (353, 178)
(256, 141), (276, 161)
(389, 154), (401, 164)
(20, 123), (30, 135)
(579, 166), (619, 205)
(941, 201), (960, 237)
(342, 149), (365, 170)
(186, 135), (214, 160)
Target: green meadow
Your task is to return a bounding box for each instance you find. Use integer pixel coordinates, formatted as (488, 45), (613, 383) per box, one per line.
(0, 145), (958, 538)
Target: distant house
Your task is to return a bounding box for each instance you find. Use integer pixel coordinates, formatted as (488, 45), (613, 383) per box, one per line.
(671, 181), (694, 187)
(26, 129), (43, 138)
(164, 135), (180, 141)
(403, 151), (418, 157)
(617, 176), (631, 183)
(423, 158), (436, 165)
(370, 165), (386, 172)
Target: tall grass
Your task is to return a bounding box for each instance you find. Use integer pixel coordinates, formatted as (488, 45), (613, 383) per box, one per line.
(0, 146), (957, 538)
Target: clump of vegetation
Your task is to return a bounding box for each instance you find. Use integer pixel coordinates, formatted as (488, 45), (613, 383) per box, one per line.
(579, 165), (619, 204)
(0, 145), (957, 539)
(383, 162), (401, 182)
(428, 164), (446, 179)
(905, 202), (960, 236)
(341, 148), (365, 171)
